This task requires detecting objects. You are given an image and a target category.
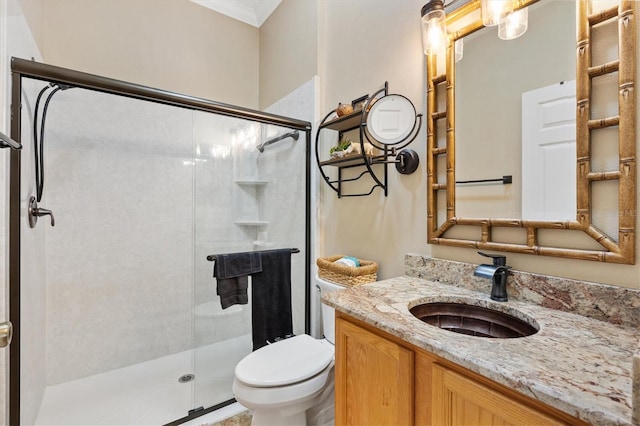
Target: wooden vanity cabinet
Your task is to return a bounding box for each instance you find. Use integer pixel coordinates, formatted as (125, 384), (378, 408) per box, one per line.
(335, 314), (414, 425)
(335, 312), (587, 426)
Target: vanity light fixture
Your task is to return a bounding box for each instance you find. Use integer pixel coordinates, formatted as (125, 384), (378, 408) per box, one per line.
(420, 0), (447, 55)
(498, 7), (528, 40)
(421, 0), (464, 60)
(421, 0), (529, 57)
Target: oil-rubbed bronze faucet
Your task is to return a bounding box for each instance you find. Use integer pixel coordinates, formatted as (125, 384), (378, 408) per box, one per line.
(474, 252), (511, 302)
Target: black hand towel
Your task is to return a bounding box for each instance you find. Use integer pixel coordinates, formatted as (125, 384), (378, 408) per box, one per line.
(250, 249), (294, 350)
(213, 252), (262, 309)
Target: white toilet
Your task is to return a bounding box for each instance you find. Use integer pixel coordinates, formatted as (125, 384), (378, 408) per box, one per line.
(232, 276), (345, 426)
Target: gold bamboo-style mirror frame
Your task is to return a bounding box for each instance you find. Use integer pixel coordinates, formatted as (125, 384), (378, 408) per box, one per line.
(426, 0), (637, 263)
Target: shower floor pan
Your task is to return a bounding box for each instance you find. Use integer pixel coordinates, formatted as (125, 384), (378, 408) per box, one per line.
(34, 334), (251, 426)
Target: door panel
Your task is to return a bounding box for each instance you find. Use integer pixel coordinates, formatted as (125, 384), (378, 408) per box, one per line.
(522, 80), (576, 221)
(432, 364), (567, 426)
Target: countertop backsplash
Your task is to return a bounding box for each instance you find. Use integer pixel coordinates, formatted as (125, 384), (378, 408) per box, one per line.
(404, 254), (640, 328)
(634, 347), (640, 426)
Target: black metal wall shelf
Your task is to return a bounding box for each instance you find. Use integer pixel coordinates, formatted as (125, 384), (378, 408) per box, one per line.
(315, 82), (421, 198)
(320, 110), (363, 132)
(318, 153), (387, 168)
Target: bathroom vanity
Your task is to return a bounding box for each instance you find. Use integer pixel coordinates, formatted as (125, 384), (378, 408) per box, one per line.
(335, 313), (585, 425)
(323, 257), (639, 426)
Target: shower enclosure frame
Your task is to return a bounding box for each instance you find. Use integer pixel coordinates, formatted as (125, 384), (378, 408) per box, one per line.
(7, 57), (313, 426)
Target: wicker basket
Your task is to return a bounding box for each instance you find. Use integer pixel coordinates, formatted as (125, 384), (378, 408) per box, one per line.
(317, 255), (378, 287)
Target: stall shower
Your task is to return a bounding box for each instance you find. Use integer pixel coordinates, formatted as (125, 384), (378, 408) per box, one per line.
(9, 59), (313, 426)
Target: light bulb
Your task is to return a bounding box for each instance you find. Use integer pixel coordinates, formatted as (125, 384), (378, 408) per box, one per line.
(481, 0), (513, 27)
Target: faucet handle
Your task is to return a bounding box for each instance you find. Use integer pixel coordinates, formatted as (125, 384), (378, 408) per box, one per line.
(477, 251), (507, 266)
(28, 196), (55, 228)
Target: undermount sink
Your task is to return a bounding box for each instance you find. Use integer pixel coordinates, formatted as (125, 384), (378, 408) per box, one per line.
(409, 301), (539, 338)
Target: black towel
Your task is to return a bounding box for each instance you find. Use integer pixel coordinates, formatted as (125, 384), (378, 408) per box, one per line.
(214, 252), (262, 309)
(250, 249), (293, 351)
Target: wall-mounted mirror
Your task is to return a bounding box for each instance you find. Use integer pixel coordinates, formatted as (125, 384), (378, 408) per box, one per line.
(426, 0), (636, 263)
(456, 1), (576, 221)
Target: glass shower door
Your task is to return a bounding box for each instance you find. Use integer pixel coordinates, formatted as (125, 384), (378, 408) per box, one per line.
(191, 112), (255, 412)
(191, 112), (308, 412)
(24, 85), (199, 426)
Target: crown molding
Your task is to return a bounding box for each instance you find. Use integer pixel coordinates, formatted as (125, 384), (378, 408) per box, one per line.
(191, 0), (282, 27)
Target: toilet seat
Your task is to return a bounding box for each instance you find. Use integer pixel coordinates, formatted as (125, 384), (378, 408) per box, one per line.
(235, 334), (334, 387)
(233, 362), (334, 409)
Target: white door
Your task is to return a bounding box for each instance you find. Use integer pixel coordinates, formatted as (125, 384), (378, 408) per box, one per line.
(522, 80), (576, 221)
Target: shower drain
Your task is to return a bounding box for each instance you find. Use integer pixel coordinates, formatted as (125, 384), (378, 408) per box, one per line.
(178, 374), (195, 383)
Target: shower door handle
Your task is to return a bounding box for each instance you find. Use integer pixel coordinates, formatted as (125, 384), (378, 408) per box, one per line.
(0, 321), (12, 348)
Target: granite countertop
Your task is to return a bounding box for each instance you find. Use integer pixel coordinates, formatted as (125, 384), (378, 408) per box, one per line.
(322, 275), (639, 426)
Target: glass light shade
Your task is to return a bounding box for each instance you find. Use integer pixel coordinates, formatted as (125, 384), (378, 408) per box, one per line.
(421, 1), (446, 55)
(498, 7), (528, 40)
(454, 38), (463, 62)
(481, 0), (513, 27)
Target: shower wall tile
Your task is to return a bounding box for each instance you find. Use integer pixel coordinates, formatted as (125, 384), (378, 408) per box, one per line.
(263, 79), (315, 336)
(45, 90), (195, 384)
(17, 76), (315, 401)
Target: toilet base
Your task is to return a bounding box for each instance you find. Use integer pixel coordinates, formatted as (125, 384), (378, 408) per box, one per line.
(238, 367), (335, 426)
(248, 382), (334, 426)
(251, 408), (307, 426)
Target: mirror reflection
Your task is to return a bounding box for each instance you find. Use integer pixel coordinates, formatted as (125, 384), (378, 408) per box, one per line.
(454, 0), (576, 220)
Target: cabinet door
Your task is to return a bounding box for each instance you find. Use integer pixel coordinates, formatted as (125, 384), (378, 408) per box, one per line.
(432, 364), (568, 426)
(335, 317), (414, 426)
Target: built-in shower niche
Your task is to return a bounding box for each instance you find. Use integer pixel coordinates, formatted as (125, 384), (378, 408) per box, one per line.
(234, 180), (274, 250)
(231, 123), (302, 251)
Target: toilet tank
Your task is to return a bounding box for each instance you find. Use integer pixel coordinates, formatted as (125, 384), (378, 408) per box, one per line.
(316, 275), (346, 344)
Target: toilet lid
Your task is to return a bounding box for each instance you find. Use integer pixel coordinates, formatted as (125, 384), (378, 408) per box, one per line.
(235, 334), (334, 387)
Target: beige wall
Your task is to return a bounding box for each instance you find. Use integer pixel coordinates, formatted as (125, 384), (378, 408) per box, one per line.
(319, 0), (428, 279)
(259, 0), (318, 109)
(14, 0), (640, 292)
(14, 0), (43, 49)
(19, 0), (259, 108)
(316, 0), (639, 289)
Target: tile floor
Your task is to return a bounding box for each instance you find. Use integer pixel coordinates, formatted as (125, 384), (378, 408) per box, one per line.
(210, 410), (252, 426)
(182, 404), (251, 426)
